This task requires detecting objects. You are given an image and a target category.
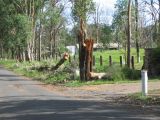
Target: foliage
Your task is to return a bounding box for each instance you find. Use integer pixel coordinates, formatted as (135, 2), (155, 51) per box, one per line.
(100, 24), (113, 44)
(123, 92), (160, 105)
(122, 67), (141, 80)
(71, 0), (95, 22)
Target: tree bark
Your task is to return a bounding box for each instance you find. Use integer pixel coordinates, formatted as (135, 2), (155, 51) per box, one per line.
(158, 0), (160, 46)
(51, 53), (69, 71)
(135, 0), (140, 63)
(78, 19), (93, 81)
(84, 39), (94, 80)
(38, 18), (42, 61)
(127, 0), (131, 68)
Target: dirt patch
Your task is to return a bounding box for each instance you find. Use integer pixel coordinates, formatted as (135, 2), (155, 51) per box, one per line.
(40, 81), (160, 101)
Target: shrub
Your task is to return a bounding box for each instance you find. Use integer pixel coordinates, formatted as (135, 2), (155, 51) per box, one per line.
(104, 65), (141, 81)
(122, 67), (141, 80)
(104, 65), (125, 81)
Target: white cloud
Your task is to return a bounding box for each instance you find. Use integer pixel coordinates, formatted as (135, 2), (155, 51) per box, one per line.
(93, 0), (116, 25)
(94, 0), (116, 12)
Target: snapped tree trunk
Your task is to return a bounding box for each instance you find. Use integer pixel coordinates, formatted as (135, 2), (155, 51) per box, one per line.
(84, 39), (94, 80)
(78, 19), (94, 81)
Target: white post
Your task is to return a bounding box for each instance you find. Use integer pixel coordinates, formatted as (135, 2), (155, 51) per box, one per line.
(141, 70), (148, 96)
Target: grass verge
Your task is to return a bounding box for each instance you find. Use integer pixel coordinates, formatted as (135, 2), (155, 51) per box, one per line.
(116, 90), (160, 105)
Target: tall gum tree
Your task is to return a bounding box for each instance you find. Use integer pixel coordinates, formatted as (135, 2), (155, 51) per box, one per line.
(127, 0), (131, 68)
(135, 0), (140, 63)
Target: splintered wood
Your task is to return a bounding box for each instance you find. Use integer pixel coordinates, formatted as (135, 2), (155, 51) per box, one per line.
(78, 18), (94, 81)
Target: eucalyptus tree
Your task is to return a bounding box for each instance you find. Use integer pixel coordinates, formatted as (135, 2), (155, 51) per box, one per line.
(112, 0), (128, 44)
(71, 0), (95, 23)
(135, 0), (140, 63)
(43, 0), (66, 58)
(140, 0), (160, 47)
(127, 0), (132, 68)
(0, 0), (31, 60)
(112, 0), (128, 63)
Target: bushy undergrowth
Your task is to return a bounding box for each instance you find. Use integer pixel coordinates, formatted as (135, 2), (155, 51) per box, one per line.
(0, 58), (141, 86)
(104, 65), (141, 81)
(0, 59), (79, 85)
(0, 50), (142, 86)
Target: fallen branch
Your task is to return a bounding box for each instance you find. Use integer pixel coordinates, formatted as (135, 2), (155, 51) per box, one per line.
(31, 53), (69, 72)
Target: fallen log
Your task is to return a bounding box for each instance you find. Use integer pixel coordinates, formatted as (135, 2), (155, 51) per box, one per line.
(89, 72), (111, 79)
(30, 65), (49, 71)
(30, 53), (69, 72)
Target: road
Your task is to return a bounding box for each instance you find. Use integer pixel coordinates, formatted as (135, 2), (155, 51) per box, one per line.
(0, 66), (159, 120)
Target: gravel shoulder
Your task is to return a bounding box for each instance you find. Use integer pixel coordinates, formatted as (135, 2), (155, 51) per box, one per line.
(41, 81), (160, 101)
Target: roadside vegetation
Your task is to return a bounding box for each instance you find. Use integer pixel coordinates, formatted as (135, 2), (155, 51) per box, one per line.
(0, 49), (145, 86)
(116, 90), (160, 105)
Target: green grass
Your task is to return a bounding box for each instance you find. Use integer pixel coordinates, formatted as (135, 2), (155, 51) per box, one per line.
(65, 79), (140, 87)
(93, 49), (144, 72)
(127, 91), (160, 105)
(0, 59), (51, 81)
(0, 48), (149, 87)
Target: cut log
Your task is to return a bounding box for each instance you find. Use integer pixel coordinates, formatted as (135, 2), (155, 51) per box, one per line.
(89, 72), (109, 79)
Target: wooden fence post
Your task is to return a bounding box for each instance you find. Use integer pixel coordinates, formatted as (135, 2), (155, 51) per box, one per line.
(109, 56), (112, 66)
(131, 56), (135, 69)
(100, 55), (103, 66)
(120, 56), (123, 67)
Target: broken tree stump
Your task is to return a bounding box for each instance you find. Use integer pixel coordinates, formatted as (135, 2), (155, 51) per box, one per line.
(78, 18), (94, 81)
(84, 39), (94, 80)
(51, 53), (69, 71)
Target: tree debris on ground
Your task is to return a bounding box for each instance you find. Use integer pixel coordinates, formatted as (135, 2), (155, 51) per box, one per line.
(31, 53), (69, 72)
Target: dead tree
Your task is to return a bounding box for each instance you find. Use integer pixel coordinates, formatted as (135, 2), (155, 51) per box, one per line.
(31, 53), (69, 71)
(78, 18), (94, 81)
(84, 39), (94, 80)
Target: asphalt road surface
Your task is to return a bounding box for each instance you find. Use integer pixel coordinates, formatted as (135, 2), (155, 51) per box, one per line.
(0, 66), (159, 120)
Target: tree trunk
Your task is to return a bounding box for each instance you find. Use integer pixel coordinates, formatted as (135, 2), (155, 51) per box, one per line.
(0, 43), (4, 59)
(11, 48), (15, 59)
(38, 19), (42, 61)
(78, 19), (86, 81)
(127, 0), (131, 68)
(84, 39), (94, 80)
(49, 28), (53, 58)
(53, 29), (56, 58)
(78, 19), (93, 81)
(135, 0), (140, 63)
(158, 0), (160, 46)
